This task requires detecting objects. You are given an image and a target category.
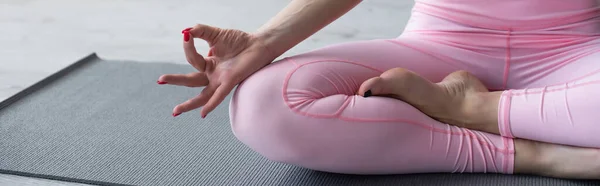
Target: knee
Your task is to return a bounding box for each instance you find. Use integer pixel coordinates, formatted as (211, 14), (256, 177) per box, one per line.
(228, 60), (308, 164)
(228, 57), (391, 167)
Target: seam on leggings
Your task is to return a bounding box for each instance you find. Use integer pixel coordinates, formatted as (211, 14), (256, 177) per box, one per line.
(503, 29), (512, 89)
(498, 90), (514, 138)
(503, 137), (515, 174)
(503, 137), (509, 173)
(283, 58), (514, 154)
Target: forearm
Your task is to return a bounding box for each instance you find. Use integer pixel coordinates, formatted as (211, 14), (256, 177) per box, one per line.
(254, 0), (362, 58)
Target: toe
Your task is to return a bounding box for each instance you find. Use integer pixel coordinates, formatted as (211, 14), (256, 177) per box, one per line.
(358, 76), (385, 97)
(358, 68), (415, 97)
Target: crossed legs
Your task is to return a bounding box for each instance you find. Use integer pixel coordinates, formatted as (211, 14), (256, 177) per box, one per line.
(229, 38), (600, 179)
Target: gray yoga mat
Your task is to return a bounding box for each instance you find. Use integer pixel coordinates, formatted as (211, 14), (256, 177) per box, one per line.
(0, 53), (598, 186)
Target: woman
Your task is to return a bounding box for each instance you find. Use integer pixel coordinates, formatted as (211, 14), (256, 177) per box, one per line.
(157, 0), (600, 179)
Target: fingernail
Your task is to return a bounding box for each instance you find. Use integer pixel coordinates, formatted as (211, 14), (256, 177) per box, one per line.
(183, 31), (190, 42)
(201, 114), (207, 118)
(181, 27), (192, 33)
(157, 81), (167, 85)
(173, 113), (181, 117)
(363, 90), (372, 97)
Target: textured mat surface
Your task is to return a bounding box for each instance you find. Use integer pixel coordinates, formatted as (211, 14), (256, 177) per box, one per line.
(0, 54), (598, 186)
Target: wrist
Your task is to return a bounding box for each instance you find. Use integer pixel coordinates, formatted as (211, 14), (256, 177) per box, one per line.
(253, 31), (291, 59)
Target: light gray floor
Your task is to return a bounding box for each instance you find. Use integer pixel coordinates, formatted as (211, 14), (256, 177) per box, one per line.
(0, 0), (413, 185)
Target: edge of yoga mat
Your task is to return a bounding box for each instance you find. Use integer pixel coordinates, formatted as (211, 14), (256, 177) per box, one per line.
(0, 53), (98, 111)
(0, 53), (133, 186)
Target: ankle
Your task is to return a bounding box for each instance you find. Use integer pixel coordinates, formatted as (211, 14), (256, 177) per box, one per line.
(460, 91), (502, 133)
(514, 139), (545, 175)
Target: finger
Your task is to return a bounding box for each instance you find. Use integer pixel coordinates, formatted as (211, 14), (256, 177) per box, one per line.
(172, 85), (216, 115)
(158, 72), (208, 87)
(189, 24), (222, 46)
(200, 81), (236, 118)
(183, 30), (207, 72)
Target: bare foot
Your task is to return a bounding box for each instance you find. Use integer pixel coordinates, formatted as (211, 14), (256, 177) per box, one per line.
(359, 68), (600, 179)
(358, 68), (500, 133)
(515, 139), (600, 179)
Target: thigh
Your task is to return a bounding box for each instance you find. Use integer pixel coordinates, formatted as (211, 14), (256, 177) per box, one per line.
(501, 44), (600, 148)
(508, 39), (600, 88)
(230, 39), (514, 174)
(290, 37), (502, 86)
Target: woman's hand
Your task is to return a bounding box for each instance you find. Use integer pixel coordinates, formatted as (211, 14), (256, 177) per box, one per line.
(157, 0), (363, 118)
(158, 24), (277, 118)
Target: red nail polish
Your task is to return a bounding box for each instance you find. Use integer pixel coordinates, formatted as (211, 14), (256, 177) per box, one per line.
(181, 27), (192, 33)
(207, 48), (213, 56)
(183, 31), (190, 42)
(173, 113), (181, 117)
(157, 81), (167, 84)
(201, 114), (206, 118)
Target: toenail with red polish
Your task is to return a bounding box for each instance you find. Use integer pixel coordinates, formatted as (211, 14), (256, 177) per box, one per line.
(157, 81), (167, 84)
(173, 113), (181, 117)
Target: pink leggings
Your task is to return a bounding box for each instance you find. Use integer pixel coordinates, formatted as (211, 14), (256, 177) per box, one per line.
(229, 2), (600, 175)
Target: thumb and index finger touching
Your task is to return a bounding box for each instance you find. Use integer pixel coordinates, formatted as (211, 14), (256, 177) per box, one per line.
(159, 24), (222, 84)
(182, 24), (222, 72)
